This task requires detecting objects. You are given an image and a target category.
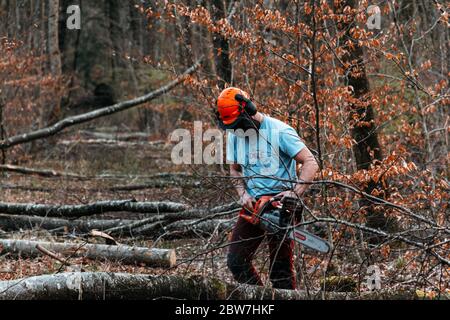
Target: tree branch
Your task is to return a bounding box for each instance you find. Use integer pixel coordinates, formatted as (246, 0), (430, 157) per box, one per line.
(0, 60), (202, 150)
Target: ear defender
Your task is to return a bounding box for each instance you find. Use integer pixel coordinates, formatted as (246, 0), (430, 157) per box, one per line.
(215, 111), (225, 130)
(235, 94), (257, 116)
(214, 98), (227, 130)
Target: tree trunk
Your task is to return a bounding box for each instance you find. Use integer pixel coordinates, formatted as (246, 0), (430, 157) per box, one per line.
(48, 0), (62, 77)
(0, 272), (418, 300)
(211, 0), (232, 89)
(337, 0), (388, 233)
(0, 200), (187, 217)
(0, 239), (176, 268)
(45, 0), (62, 125)
(0, 99), (5, 165)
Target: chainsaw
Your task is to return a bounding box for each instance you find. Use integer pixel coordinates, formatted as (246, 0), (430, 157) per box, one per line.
(239, 195), (331, 254)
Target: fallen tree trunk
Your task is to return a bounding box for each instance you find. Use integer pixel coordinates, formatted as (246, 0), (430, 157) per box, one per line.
(0, 216), (235, 238)
(0, 164), (85, 179)
(161, 218), (235, 238)
(109, 205), (239, 236)
(58, 139), (164, 147)
(0, 240), (176, 268)
(0, 60), (201, 150)
(0, 164), (191, 181)
(79, 130), (156, 141)
(0, 214), (134, 233)
(105, 180), (201, 191)
(132, 218), (235, 238)
(0, 204), (239, 236)
(0, 184), (54, 193)
(0, 179), (200, 193)
(0, 200), (187, 217)
(0, 272), (420, 300)
(97, 172), (194, 180)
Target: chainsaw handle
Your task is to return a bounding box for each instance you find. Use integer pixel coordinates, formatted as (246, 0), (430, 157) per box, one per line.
(270, 195), (298, 204)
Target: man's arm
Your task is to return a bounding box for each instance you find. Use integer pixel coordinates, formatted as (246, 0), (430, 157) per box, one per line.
(277, 147), (319, 199)
(293, 147), (320, 195)
(230, 163), (255, 211)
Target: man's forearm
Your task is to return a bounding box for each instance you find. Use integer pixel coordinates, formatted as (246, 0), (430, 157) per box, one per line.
(230, 166), (247, 197)
(294, 159), (319, 195)
(230, 165), (255, 211)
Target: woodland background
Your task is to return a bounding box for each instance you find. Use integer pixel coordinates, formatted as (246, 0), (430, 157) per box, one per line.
(0, 0), (448, 299)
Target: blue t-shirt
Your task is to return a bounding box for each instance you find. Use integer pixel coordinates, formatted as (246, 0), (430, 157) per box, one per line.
(226, 115), (305, 198)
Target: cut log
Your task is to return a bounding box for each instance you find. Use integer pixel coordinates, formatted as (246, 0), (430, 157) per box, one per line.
(0, 272), (420, 300)
(0, 214), (134, 233)
(0, 239), (176, 268)
(0, 200), (187, 217)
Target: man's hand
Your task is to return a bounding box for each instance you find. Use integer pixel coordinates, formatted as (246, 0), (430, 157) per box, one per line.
(276, 190), (301, 201)
(230, 164), (255, 212)
(240, 191), (255, 212)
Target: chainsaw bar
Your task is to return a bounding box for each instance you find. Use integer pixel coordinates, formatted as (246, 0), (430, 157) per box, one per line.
(288, 227), (331, 253)
(247, 195), (331, 254)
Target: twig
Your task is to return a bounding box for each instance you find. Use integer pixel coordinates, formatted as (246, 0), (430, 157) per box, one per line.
(36, 244), (71, 266)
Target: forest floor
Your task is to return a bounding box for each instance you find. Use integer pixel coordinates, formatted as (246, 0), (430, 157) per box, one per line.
(0, 128), (448, 298)
(0, 128), (238, 284)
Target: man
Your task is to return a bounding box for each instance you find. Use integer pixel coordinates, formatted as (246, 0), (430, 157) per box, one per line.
(216, 87), (319, 289)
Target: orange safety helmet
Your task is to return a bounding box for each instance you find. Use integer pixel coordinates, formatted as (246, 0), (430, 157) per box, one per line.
(216, 87), (257, 130)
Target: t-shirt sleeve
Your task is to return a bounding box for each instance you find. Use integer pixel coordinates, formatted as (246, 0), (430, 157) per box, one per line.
(279, 127), (306, 158)
(226, 132), (237, 163)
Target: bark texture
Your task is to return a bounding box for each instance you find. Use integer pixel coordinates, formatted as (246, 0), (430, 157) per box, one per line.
(0, 214), (133, 233)
(0, 240), (176, 268)
(0, 272), (420, 300)
(0, 200), (187, 217)
(337, 0), (388, 232)
(211, 0), (232, 88)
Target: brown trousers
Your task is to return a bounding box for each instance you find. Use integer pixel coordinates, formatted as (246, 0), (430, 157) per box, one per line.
(227, 212), (296, 289)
